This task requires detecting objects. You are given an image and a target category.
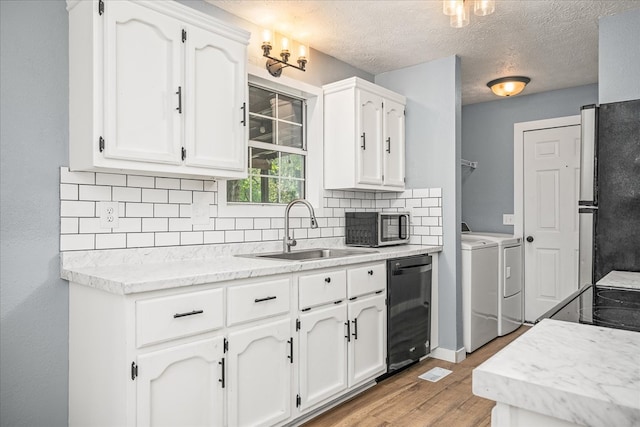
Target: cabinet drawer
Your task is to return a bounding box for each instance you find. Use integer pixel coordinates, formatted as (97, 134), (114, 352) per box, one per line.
(136, 288), (224, 348)
(227, 278), (291, 326)
(299, 270), (347, 310)
(347, 263), (386, 298)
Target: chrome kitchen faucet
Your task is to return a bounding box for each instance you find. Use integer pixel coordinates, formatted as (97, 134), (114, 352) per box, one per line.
(283, 199), (318, 252)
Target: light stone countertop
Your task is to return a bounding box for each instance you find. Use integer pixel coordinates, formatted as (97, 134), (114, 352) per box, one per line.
(473, 319), (640, 427)
(61, 238), (441, 295)
(596, 270), (640, 290)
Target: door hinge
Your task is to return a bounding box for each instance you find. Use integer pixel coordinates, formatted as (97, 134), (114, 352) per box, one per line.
(99, 136), (105, 152)
(382, 101), (384, 109)
(181, 29), (187, 43)
(130, 361), (138, 380)
(296, 394), (301, 408)
(223, 337), (228, 353)
(404, 109), (406, 116)
(98, 0), (104, 15)
(181, 147), (186, 161)
(296, 318), (301, 331)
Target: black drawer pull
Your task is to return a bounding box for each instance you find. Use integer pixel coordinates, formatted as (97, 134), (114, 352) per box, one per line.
(255, 296), (277, 303)
(352, 318), (358, 340)
(325, 277), (331, 283)
(218, 358), (225, 388)
(174, 309), (204, 318)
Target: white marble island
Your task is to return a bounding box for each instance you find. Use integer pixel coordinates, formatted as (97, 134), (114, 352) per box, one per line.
(473, 319), (640, 427)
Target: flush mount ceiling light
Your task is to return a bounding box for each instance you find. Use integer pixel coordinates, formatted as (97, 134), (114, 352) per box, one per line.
(443, 0), (495, 28)
(487, 76), (531, 97)
(261, 29), (308, 77)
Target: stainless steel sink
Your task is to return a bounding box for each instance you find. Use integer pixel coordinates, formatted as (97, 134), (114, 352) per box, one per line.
(239, 248), (376, 262)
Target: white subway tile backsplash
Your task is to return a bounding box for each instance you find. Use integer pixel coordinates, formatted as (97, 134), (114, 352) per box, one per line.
(127, 175), (155, 188)
(60, 168), (444, 251)
(61, 201), (95, 217)
(96, 173), (126, 187)
(113, 187), (141, 202)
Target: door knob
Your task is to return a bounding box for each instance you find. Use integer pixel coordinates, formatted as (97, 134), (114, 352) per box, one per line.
(526, 236), (534, 243)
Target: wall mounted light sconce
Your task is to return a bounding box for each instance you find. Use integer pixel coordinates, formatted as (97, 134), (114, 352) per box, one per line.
(487, 76), (531, 97)
(261, 29), (308, 77)
(443, 0), (495, 28)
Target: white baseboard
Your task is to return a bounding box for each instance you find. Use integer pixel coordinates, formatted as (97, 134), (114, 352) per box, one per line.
(430, 346), (467, 363)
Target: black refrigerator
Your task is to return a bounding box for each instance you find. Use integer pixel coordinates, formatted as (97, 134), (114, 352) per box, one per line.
(579, 99), (640, 286)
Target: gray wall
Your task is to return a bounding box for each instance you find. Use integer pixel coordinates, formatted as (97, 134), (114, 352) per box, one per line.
(0, 1), (70, 426)
(599, 8), (640, 104)
(461, 84), (598, 233)
(376, 56), (463, 351)
(0, 1), (371, 425)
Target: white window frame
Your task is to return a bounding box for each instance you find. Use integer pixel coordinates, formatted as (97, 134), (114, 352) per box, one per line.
(218, 64), (325, 218)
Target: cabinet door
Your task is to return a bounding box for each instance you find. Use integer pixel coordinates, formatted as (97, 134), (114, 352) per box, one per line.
(356, 89), (383, 185)
(228, 319), (292, 427)
(299, 304), (348, 410)
(383, 99), (405, 187)
(136, 336), (225, 427)
(348, 294), (386, 387)
(184, 25), (247, 173)
(104, 1), (183, 165)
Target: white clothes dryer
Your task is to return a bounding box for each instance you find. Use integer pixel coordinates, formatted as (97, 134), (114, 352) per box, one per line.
(461, 236), (499, 353)
(462, 232), (523, 336)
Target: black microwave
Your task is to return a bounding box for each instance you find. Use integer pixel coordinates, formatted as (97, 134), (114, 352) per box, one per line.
(345, 212), (410, 247)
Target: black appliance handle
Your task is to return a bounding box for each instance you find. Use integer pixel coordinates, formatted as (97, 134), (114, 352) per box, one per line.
(393, 264), (432, 276)
(399, 214), (409, 240)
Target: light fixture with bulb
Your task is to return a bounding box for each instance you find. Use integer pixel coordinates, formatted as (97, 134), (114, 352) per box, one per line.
(261, 29), (309, 77)
(487, 76), (531, 97)
(443, 0), (495, 28)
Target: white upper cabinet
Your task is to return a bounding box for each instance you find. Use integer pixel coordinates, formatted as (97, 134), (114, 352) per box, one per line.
(67, 0), (249, 178)
(324, 77), (406, 191)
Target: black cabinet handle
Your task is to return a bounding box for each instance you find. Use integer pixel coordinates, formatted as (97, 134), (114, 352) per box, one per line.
(218, 358), (225, 388)
(173, 309), (203, 318)
(368, 270), (374, 275)
(392, 264), (432, 276)
(386, 137), (391, 153)
(241, 102), (246, 126)
(345, 321), (351, 342)
(254, 296), (277, 303)
(287, 338), (293, 364)
(361, 132), (366, 150)
(352, 318), (358, 340)
(325, 277), (331, 283)
(176, 86), (182, 114)
(526, 236), (534, 243)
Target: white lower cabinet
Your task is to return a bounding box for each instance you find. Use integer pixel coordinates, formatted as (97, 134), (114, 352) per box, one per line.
(296, 262), (387, 415)
(227, 319), (293, 427)
(136, 337), (225, 427)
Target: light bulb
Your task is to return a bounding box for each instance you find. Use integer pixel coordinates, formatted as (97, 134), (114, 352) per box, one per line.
(262, 29), (272, 45)
(443, 0), (463, 16)
(281, 37), (289, 52)
(474, 0), (495, 16)
(450, 2), (469, 28)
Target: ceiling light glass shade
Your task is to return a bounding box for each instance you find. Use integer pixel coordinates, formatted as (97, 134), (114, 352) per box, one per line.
(487, 76), (531, 96)
(474, 0), (495, 16)
(443, 0), (463, 16)
(450, 2), (470, 28)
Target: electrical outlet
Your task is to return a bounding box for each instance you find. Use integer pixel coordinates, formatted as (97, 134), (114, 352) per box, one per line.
(503, 214), (514, 225)
(99, 201), (119, 229)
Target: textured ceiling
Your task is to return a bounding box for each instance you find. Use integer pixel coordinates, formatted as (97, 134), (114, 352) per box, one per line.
(207, 0), (640, 104)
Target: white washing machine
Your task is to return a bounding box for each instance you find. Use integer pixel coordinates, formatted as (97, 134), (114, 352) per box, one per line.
(463, 232), (523, 336)
(461, 236), (499, 353)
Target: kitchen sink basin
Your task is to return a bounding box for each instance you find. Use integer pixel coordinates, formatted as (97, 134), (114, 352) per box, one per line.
(239, 248), (376, 262)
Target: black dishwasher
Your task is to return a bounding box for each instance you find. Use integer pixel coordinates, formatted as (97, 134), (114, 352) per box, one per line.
(384, 254), (432, 377)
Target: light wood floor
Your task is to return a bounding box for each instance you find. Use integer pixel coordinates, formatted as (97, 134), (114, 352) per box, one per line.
(303, 325), (530, 427)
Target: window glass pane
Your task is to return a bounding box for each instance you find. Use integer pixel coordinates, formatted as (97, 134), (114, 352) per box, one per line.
(249, 86), (275, 117)
(277, 95), (303, 124)
(278, 122), (303, 148)
(249, 116), (274, 144)
(279, 152), (305, 179)
(279, 179), (304, 204)
(250, 148), (279, 176)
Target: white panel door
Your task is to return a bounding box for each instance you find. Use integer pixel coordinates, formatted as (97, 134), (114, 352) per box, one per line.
(298, 304), (348, 410)
(184, 25), (247, 172)
(227, 319), (291, 427)
(347, 294), (386, 387)
(523, 125), (581, 321)
(383, 99), (405, 187)
(356, 89), (383, 185)
(136, 337), (224, 427)
(104, 1), (183, 164)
